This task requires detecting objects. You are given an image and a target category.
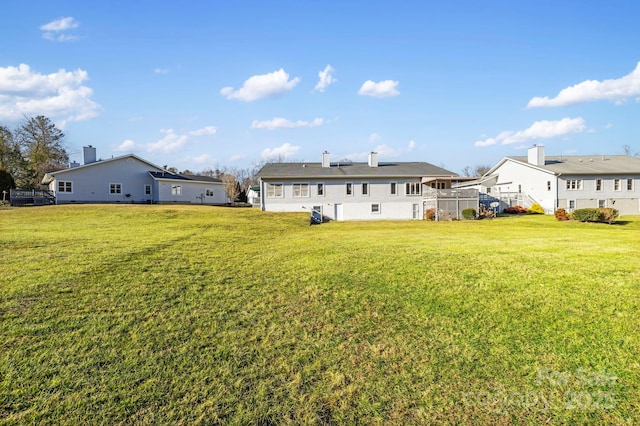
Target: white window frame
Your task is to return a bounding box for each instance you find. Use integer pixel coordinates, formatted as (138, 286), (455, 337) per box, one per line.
(293, 183), (309, 198)
(595, 179), (602, 192)
(566, 179), (582, 191)
(362, 182), (369, 196)
(266, 183), (283, 198)
(317, 182), (324, 197)
(144, 184), (151, 195)
(614, 179), (621, 191)
(405, 182), (421, 196)
(371, 203), (381, 214)
(598, 199), (606, 208)
(171, 185), (182, 196)
(110, 183), (122, 195)
(58, 181), (73, 193)
(205, 188), (214, 197)
(345, 182), (353, 196)
(567, 199), (576, 211)
(627, 178), (634, 191)
(390, 182), (397, 196)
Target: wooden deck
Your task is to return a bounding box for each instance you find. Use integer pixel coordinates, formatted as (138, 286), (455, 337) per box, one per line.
(9, 189), (56, 206)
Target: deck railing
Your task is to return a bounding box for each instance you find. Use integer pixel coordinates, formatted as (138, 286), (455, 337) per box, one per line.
(9, 189), (56, 206)
(423, 188), (479, 199)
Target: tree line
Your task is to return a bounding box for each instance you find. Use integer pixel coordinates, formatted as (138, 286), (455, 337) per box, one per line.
(0, 116), (68, 197)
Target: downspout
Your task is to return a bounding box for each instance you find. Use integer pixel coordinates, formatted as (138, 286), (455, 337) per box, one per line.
(556, 173), (561, 211)
(260, 178), (265, 211)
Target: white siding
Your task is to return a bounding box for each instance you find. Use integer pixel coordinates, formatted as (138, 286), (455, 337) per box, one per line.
(154, 180), (227, 205)
(490, 160), (556, 213)
(261, 178), (425, 220)
(51, 157), (161, 204)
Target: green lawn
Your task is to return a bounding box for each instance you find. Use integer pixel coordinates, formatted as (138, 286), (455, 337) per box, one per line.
(1, 205), (639, 424)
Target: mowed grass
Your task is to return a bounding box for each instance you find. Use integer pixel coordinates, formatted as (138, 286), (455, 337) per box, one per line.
(1, 205), (639, 425)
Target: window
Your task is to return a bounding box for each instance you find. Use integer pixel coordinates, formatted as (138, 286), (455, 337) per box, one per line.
(429, 182), (445, 189)
(58, 181), (72, 193)
(547, 181), (551, 191)
(627, 179), (634, 191)
(346, 182), (353, 196)
(568, 199), (576, 210)
(595, 179), (602, 191)
(390, 182), (397, 195)
(371, 203), (380, 214)
(362, 182), (369, 196)
(205, 189), (214, 197)
(614, 179), (621, 191)
(266, 183), (283, 198)
(293, 183), (309, 197)
(171, 185), (182, 195)
(405, 182), (421, 195)
(110, 183), (122, 194)
(566, 179), (582, 190)
(598, 199), (606, 208)
(317, 183), (324, 196)
(518, 184), (522, 194)
(144, 184), (151, 195)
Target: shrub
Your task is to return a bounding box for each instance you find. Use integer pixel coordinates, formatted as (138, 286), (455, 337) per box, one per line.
(425, 208), (436, 221)
(571, 208), (619, 224)
(503, 205), (528, 214)
(554, 208), (570, 221)
(461, 208), (476, 220)
(528, 203), (544, 214)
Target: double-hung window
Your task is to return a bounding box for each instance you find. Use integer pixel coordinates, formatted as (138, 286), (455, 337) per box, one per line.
(293, 183), (309, 197)
(362, 182), (369, 196)
(267, 183), (283, 198)
(627, 179), (634, 191)
(614, 179), (621, 191)
(346, 182), (353, 196)
(595, 179), (602, 191)
(390, 182), (397, 195)
(566, 179), (582, 190)
(317, 183), (324, 196)
(405, 182), (421, 195)
(171, 185), (182, 196)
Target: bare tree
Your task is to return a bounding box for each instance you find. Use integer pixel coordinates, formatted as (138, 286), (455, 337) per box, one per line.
(221, 173), (240, 204)
(462, 164), (492, 177)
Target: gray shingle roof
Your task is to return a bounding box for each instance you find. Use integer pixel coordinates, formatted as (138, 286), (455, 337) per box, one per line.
(149, 172), (222, 183)
(508, 155), (640, 175)
(257, 162), (457, 179)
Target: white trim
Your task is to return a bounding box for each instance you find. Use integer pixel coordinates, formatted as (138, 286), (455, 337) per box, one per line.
(361, 182), (369, 196)
(109, 183), (122, 195)
(345, 182), (353, 196)
(316, 182), (325, 197)
(266, 182), (283, 198)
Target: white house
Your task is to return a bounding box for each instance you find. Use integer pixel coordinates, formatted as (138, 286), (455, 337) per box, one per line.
(476, 145), (640, 215)
(257, 151), (477, 221)
(41, 146), (228, 205)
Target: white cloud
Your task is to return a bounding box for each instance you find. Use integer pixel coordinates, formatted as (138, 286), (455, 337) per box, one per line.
(528, 62), (640, 108)
(345, 144), (408, 161)
(220, 68), (300, 102)
(186, 154), (215, 164)
(0, 64), (101, 123)
(40, 17), (79, 42)
(261, 142), (300, 159)
(407, 140), (416, 152)
(115, 139), (138, 152)
(228, 154), (247, 162)
(128, 115), (143, 122)
(189, 126), (217, 136)
(369, 133), (382, 142)
(314, 65), (336, 92)
(251, 117), (324, 130)
(147, 129), (189, 153)
(474, 117), (586, 147)
(358, 80), (400, 98)
(154, 68), (169, 74)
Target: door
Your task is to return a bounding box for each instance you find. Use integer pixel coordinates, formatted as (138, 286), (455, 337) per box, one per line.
(412, 203), (419, 219)
(335, 203), (343, 221)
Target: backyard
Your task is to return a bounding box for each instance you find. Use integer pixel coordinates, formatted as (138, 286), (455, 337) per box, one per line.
(1, 205), (639, 424)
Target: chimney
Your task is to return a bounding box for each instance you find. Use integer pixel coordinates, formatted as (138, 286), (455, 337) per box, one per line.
(527, 145), (544, 166)
(69, 161), (81, 169)
(83, 145), (97, 165)
(322, 151), (331, 168)
(368, 151), (379, 167)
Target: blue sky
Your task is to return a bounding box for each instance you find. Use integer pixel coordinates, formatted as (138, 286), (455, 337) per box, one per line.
(2, 1), (640, 174)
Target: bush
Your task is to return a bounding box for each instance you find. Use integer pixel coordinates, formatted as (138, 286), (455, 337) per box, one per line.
(461, 208), (476, 220)
(528, 203), (544, 214)
(554, 208), (570, 221)
(571, 208), (619, 224)
(503, 205), (528, 214)
(425, 208), (436, 221)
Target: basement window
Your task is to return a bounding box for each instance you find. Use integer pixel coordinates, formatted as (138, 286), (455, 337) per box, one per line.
(371, 203), (380, 214)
